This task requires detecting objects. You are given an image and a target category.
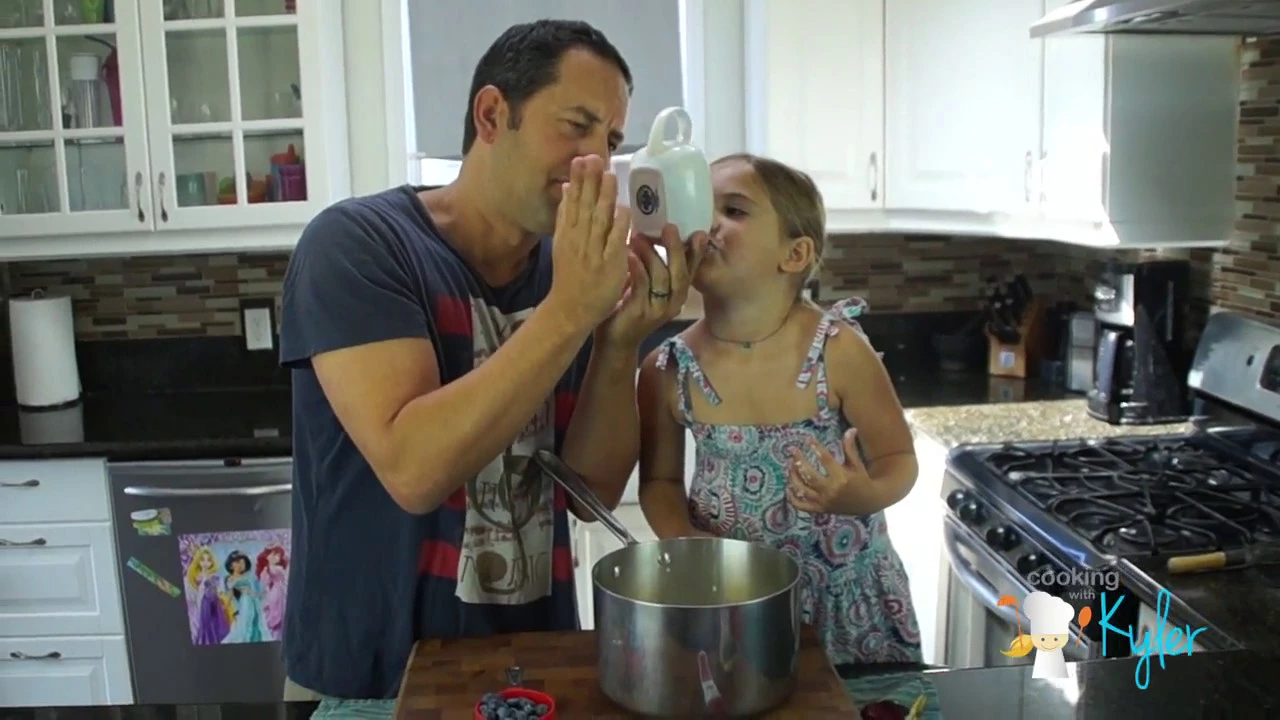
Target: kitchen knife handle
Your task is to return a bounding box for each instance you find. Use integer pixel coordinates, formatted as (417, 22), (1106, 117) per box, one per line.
(1166, 549), (1248, 574)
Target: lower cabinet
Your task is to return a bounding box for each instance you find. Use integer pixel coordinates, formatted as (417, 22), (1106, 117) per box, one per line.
(570, 504), (659, 630)
(0, 635), (132, 707)
(883, 430), (951, 665)
(0, 458), (132, 708)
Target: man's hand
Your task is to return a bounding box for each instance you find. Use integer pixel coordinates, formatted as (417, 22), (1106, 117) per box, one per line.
(598, 223), (710, 348)
(546, 155), (631, 333)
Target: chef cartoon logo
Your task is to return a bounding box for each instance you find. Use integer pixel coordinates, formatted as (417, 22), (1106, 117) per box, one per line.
(998, 591), (1093, 679)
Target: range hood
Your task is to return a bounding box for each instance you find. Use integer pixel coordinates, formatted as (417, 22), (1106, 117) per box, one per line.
(1030, 0), (1280, 38)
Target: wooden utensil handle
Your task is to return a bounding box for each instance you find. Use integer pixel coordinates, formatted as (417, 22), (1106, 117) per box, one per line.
(1166, 551), (1228, 574)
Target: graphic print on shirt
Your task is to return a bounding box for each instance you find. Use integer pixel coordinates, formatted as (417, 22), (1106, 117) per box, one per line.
(456, 298), (556, 606)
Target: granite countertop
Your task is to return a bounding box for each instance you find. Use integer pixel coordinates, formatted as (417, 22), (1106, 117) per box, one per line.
(905, 398), (1196, 448)
(6, 649), (1276, 719)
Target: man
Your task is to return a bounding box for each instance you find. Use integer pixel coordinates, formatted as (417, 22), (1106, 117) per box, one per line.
(277, 19), (708, 700)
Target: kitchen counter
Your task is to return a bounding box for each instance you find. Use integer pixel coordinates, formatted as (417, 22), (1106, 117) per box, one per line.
(397, 626), (853, 717)
(6, 649), (1276, 719)
(841, 648), (1279, 718)
(906, 398), (1195, 448)
(0, 387), (292, 460)
(1120, 554), (1280, 661)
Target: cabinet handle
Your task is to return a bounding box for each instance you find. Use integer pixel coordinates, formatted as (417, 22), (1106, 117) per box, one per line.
(0, 479), (38, 488)
(158, 172), (169, 223)
(868, 152), (879, 202)
(134, 171), (146, 223)
(1039, 150), (1048, 203)
(9, 651), (62, 660)
(1024, 151), (1033, 203)
(0, 537), (47, 547)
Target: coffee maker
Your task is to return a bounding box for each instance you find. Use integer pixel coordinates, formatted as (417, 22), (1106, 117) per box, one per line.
(1086, 259), (1192, 425)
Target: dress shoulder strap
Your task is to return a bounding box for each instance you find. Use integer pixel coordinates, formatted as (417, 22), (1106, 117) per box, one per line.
(655, 335), (722, 424)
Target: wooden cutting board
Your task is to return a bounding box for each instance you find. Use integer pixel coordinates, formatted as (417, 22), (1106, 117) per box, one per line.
(394, 624), (854, 718)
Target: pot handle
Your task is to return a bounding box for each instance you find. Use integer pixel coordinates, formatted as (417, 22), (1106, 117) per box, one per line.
(534, 450), (638, 546)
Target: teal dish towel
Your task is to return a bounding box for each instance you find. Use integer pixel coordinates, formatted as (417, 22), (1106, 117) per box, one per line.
(843, 670), (943, 719)
(310, 698), (397, 718)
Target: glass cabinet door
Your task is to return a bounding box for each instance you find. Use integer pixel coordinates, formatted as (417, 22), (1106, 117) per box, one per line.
(0, 0), (151, 237)
(141, 0), (311, 231)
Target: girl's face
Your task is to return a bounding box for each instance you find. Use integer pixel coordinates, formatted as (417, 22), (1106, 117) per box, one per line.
(199, 552), (214, 572)
(268, 550), (281, 567)
(696, 160), (811, 297)
(232, 557), (248, 574)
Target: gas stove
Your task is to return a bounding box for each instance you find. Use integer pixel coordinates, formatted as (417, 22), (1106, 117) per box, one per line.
(970, 432), (1280, 559)
(939, 312), (1280, 668)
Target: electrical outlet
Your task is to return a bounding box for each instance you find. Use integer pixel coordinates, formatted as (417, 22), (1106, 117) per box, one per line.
(243, 305), (274, 352)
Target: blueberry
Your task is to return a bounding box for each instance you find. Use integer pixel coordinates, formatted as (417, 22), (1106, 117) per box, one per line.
(535, 703), (549, 716)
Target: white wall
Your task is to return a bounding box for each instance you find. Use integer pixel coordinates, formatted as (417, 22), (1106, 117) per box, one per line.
(341, 1), (392, 196)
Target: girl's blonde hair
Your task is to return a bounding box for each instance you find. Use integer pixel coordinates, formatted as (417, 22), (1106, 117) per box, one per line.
(712, 153), (826, 285)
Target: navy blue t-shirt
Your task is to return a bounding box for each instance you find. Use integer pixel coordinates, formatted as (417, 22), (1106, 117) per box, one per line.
(278, 185), (591, 699)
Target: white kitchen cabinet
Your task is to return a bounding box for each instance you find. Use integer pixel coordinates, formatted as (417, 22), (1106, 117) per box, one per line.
(743, 0), (883, 214)
(0, 0), (349, 258)
(1036, 1), (1239, 247)
(0, 457), (130, 707)
(0, 635), (132, 707)
(0, 522), (124, 638)
(570, 504), (658, 630)
(884, 429), (951, 666)
(739, 0), (1240, 248)
(885, 0), (1044, 218)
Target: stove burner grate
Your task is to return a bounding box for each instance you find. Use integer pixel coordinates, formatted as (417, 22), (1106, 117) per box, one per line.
(981, 437), (1280, 557)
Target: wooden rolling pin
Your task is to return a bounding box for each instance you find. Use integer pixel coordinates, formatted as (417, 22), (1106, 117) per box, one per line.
(1166, 542), (1280, 575)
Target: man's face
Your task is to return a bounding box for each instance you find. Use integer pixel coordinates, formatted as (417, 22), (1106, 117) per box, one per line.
(491, 48), (629, 236)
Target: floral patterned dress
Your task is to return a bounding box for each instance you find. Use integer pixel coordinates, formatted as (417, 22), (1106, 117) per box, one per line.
(656, 298), (922, 666)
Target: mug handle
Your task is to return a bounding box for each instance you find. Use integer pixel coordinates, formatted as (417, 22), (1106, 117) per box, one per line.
(646, 106), (692, 156)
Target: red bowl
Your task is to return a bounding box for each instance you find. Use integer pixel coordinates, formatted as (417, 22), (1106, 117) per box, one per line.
(473, 687), (557, 719)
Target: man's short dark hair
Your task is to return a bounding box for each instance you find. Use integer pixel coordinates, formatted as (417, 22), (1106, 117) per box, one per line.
(461, 19), (633, 156)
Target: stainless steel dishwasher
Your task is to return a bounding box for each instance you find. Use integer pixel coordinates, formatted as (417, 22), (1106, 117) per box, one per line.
(108, 458), (292, 705)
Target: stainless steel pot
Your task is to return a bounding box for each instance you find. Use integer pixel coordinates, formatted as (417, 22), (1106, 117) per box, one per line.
(535, 451), (802, 718)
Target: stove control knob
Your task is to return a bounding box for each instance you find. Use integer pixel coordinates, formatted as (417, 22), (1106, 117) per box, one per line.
(986, 525), (1020, 550)
(957, 500), (984, 523)
(1015, 552), (1043, 575)
(945, 490), (967, 510)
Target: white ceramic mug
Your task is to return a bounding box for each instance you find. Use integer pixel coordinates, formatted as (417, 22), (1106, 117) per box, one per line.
(628, 107), (713, 242)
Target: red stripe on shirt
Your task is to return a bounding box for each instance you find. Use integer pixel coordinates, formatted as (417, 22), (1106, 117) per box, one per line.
(554, 390), (578, 432)
(442, 486), (467, 512)
(434, 294), (472, 337)
(418, 539), (460, 579)
(553, 545), (574, 582)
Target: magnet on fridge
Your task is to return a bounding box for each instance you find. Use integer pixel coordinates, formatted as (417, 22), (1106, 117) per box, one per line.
(126, 556), (182, 598)
(131, 508), (173, 536)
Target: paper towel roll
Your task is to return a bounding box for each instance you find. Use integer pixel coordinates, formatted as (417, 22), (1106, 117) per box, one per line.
(9, 292), (82, 408)
(19, 403), (85, 445)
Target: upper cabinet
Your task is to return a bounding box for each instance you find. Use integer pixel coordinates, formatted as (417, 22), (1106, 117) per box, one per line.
(744, 0), (883, 214)
(884, 0), (1044, 217)
(743, 0), (1242, 248)
(0, 0), (349, 255)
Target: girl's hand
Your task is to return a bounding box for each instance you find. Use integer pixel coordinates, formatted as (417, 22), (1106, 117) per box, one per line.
(785, 429), (871, 515)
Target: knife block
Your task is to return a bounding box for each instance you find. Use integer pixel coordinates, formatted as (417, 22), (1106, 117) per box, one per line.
(987, 297), (1048, 379)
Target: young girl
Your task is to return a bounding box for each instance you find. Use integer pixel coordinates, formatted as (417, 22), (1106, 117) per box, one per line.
(636, 153), (922, 666)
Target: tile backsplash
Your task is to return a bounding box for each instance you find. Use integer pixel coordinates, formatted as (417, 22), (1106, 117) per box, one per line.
(3, 237), (1099, 341)
(7, 253), (289, 341)
(4, 38), (1279, 341)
